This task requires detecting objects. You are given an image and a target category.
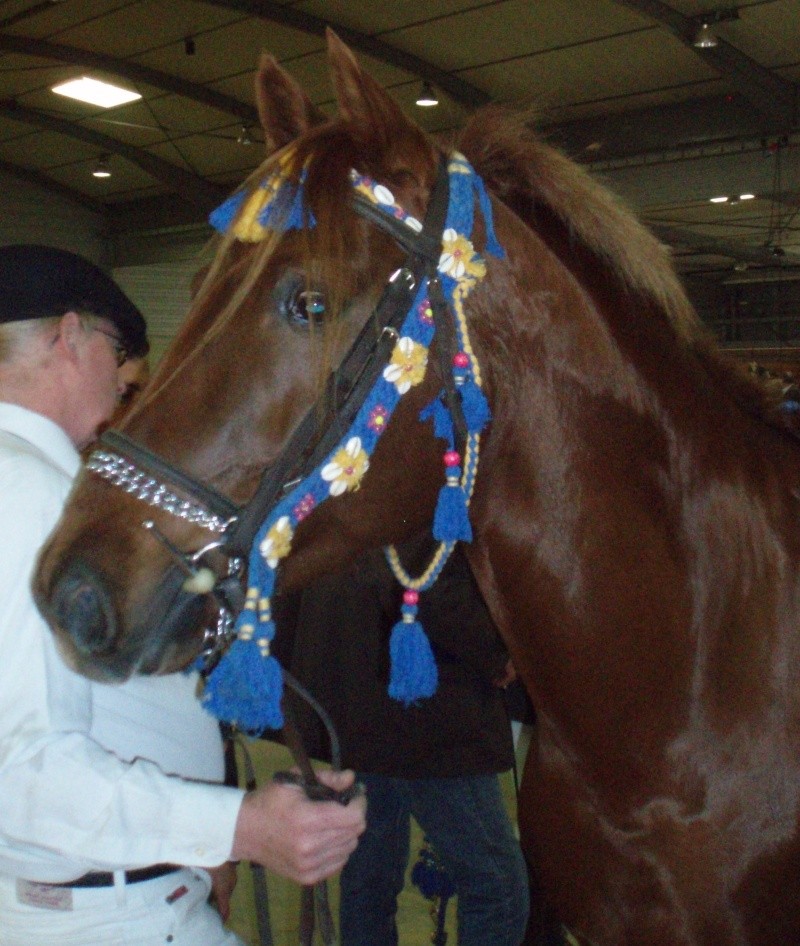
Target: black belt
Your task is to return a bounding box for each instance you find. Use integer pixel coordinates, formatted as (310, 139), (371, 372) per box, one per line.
(52, 864), (180, 888)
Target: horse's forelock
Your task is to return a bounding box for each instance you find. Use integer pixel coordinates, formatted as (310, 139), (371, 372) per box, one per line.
(187, 122), (412, 402)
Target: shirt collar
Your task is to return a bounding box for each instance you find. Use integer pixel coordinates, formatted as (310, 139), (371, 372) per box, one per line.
(0, 402), (81, 478)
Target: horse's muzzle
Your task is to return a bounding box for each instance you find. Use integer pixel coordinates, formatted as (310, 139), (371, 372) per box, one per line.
(39, 560), (212, 683)
(50, 560), (116, 656)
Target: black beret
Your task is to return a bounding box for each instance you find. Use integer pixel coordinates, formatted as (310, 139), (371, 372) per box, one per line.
(0, 244), (149, 357)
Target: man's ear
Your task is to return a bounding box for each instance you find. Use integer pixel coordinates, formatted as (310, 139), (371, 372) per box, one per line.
(56, 311), (84, 362)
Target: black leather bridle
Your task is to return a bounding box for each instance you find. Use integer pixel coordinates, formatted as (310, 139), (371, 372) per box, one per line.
(87, 156), (468, 655)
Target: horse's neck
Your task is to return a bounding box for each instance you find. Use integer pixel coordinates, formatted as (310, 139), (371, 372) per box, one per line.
(466, 214), (800, 776)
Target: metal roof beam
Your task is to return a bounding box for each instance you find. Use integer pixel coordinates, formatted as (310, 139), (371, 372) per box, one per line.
(201, 0), (491, 109)
(612, 0), (797, 132)
(651, 223), (799, 266)
(0, 157), (105, 213)
(0, 100), (225, 212)
(0, 33), (258, 123)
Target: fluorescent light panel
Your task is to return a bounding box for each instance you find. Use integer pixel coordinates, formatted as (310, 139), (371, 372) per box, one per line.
(709, 193), (756, 204)
(52, 77), (141, 108)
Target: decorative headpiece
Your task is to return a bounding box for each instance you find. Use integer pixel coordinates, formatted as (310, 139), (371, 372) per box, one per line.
(202, 149), (503, 733)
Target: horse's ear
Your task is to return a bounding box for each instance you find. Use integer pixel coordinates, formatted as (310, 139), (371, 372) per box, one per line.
(326, 29), (421, 153)
(255, 53), (326, 154)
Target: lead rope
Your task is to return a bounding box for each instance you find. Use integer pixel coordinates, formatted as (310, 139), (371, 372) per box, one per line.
(231, 733), (275, 946)
(229, 670), (361, 946)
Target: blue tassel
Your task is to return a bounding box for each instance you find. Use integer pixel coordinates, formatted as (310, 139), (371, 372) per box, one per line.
(388, 596), (438, 704)
(411, 842), (457, 900)
(260, 180), (314, 232)
(420, 397), (455, 444)
(209, 189), (247, 234)
(203, 635), (284, 734)
(432, 462), (472, 542)
(473, 175), (505, 259)
(459, 377), (491, 433)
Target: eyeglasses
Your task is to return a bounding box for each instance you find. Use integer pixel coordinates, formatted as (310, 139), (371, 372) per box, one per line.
(92, 326), (129, 367)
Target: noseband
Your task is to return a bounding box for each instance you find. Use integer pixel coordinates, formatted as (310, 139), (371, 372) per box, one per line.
(86, 157), (465, 661)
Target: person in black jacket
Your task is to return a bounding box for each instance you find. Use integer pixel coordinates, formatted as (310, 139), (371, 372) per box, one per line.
(273, 538), (530, 946)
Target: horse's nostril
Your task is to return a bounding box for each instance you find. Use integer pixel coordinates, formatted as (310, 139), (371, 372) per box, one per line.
(52, 569), (115, 655)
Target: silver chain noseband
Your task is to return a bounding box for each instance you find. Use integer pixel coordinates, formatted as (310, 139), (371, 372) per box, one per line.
(86, 450), (236, 534)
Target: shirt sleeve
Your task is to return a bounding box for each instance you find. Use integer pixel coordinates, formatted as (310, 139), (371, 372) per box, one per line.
(0, 452), (244, 879)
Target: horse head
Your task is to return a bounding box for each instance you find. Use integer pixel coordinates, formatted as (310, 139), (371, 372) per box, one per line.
(34, 33), (474, 684)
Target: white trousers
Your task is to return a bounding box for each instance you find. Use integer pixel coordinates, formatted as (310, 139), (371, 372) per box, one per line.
(0, 867), (245, 946)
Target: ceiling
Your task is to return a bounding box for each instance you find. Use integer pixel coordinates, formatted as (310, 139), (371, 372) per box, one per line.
(0, 0), (798, 297)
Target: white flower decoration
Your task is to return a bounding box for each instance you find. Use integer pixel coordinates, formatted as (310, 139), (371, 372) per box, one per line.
(259, 515), (293, 568)
(382, 337), (429, 394)
(321, 437), (370, 496)
(373, 184), (395, 206)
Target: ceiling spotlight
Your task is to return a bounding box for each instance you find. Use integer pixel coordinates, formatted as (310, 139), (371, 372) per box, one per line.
(415, 82), (439, 108)
(236, 125), (253, 146)
(692, 7), (739, 48)
(92, 155), (111, 179)
(693, 21), (719, 48)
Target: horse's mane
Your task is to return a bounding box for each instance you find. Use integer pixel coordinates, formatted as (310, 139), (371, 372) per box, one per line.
(455, 107), (697, 338)
(453, 106), (800, 440)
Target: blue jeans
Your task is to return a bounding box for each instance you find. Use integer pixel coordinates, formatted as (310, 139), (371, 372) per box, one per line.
(339, 773), (529, 946)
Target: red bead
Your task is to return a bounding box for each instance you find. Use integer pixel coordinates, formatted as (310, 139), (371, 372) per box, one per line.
(443, 450), (461, 467)
(453, 352), (469, 368)
(403, 589), (419, 605)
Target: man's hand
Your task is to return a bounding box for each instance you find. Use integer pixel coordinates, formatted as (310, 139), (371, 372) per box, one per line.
(206, 860), (238, 922)
(231, 769), (366, 886)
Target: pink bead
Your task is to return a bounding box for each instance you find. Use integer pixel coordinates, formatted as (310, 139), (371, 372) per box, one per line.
(453, 352), (469, 368)
(443, 450), (461, 467)
(403, 589), (419, 605)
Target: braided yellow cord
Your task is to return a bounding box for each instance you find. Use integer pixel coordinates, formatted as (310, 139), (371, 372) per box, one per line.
(454, 282), (483, 388)
(386, 247), (485, 588)
(386, 542), (450, 589)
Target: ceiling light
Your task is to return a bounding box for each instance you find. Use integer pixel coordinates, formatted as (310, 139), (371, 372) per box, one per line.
(415, 82), (439, 108)
(709, 195), (729, 203)
(693, 21), (719, 48)
(236, 125), (253, 146)
(52, 77), (141, 109)
(692, 7), (739, 48)
(739, 193), (755, 200)
(92, 155), (111, 179)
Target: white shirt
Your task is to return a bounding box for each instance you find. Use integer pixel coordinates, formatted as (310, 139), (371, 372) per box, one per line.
(0, 403), (244, 883)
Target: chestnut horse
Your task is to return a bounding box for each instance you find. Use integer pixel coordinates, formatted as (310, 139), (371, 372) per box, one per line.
(34, 32), (800, 946)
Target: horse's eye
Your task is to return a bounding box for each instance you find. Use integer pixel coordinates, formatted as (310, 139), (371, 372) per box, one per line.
(287, 289), (326, 326)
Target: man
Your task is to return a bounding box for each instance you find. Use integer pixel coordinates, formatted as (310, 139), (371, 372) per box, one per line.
(0, 244), (365, 946)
